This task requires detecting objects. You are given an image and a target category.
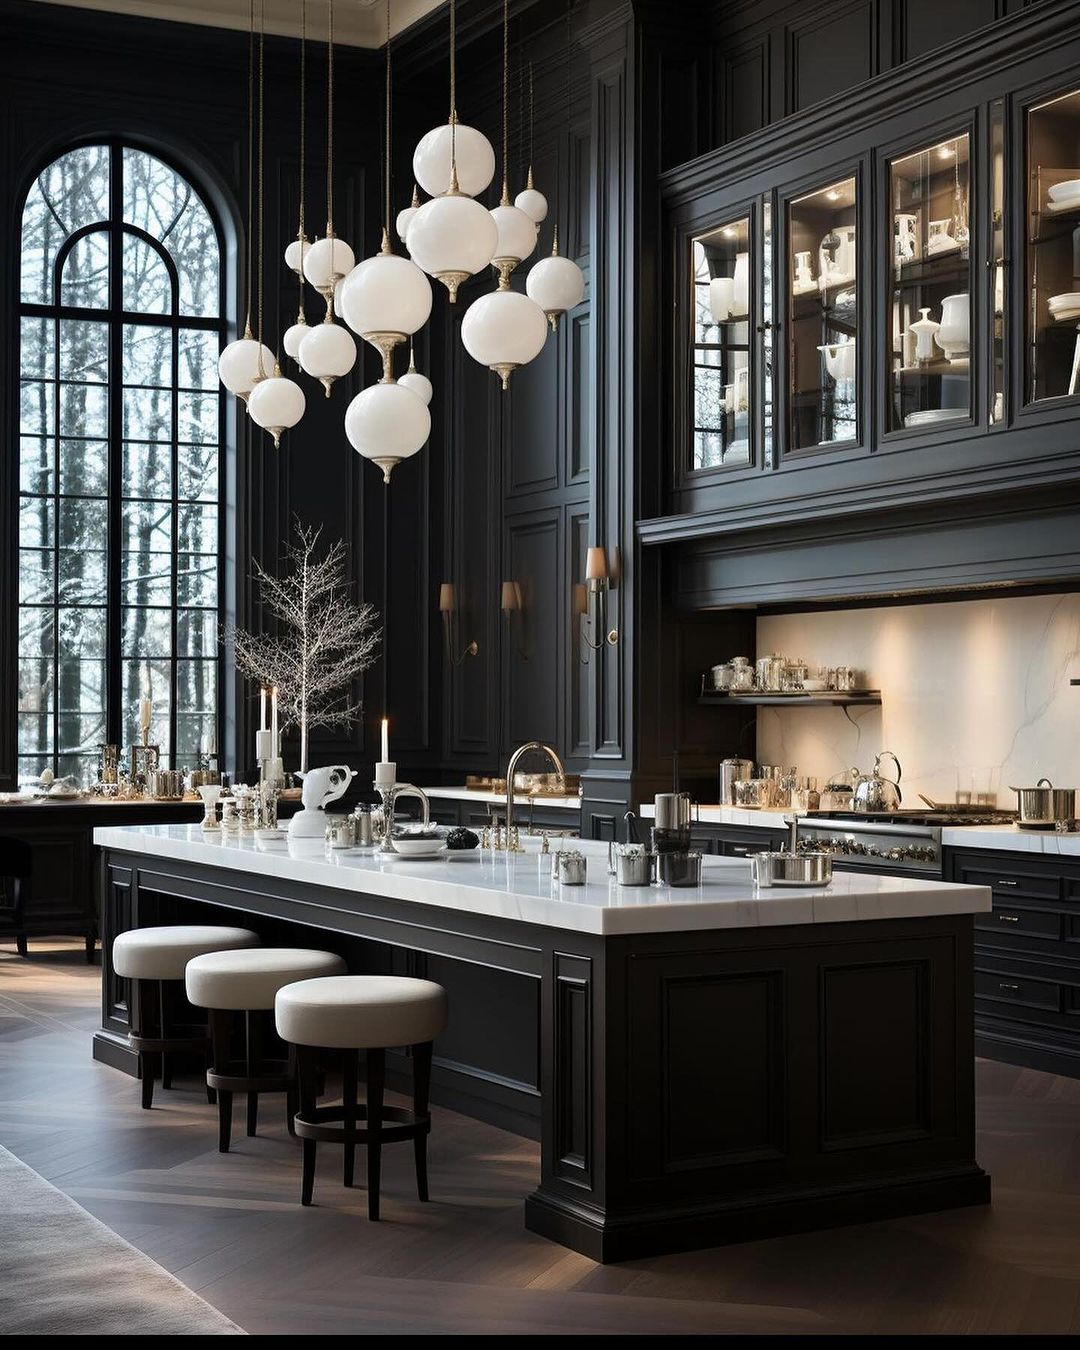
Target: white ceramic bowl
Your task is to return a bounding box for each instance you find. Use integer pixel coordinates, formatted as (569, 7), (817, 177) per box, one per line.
(391, 836), (448, 858)
(801, 678), (828, 691)
(1048, 179), (1080, 203)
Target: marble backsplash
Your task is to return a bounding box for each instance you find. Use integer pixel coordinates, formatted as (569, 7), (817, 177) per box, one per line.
(754, 592), (1080, 806)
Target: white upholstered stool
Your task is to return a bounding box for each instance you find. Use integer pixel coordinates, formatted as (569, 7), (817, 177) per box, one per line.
(185, 947), (346, 1151)
(111, 925), (259, 1109)
(274, 975), (448, 1217)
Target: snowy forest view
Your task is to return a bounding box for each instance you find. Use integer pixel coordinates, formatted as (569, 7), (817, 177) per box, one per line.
(18, 144), (223, 783)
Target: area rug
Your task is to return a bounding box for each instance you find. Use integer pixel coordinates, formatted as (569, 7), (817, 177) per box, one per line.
(0, 1143), (244, 1335)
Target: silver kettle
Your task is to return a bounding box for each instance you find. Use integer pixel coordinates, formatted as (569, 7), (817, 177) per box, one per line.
(852, 751), (902, 813)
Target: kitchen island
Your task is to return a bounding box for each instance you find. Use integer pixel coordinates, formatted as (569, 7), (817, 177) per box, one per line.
(94, 824), (992, 1261)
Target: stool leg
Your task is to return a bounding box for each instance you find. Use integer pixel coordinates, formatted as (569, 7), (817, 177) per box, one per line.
(285, 1044), (298, 1137)
(140, 1053), (156, 1110)
(297, 1045), (318, 1206)
(210, 1009), (233, 1153)
(134, 980), (155, 1110)
(245, 1011), (258, 1138)
(158, 983), (172, 1090)
(366, 1048), (385, 1221)
(342, 1051), (358, 1187)
(14, 879), (28, 957)
(412, 1042), (433, 1202)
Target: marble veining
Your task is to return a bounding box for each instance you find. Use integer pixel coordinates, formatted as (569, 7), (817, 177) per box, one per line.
(756, 592), (1080, 806)
(93, 824), (990, 937)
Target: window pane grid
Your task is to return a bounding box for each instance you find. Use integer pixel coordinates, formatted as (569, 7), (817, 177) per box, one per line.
(16, 141), (224, 782)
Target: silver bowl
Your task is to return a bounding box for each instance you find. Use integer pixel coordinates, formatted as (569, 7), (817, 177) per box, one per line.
(750, 851), (833, 888)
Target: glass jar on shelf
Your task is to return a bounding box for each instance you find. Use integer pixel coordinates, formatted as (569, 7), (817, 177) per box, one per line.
(1025, 87), (1080, 404)
(887, 133), (972, 434)
(690, 215), (752, 471)
(786, 176), (858, 451)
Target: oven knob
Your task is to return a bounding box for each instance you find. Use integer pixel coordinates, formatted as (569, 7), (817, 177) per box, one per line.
(886, 847), (903, 861)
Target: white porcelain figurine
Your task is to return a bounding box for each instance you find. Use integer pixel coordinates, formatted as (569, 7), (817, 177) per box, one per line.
(287, 764), (357, 838)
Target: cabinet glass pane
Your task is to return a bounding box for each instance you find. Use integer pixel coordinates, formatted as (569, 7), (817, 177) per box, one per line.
(990, 102), (1006, 424)
(689, 217), (751, 470)
(1026, 88), (1080, 403)
(787, 177), (857, 449)
(888, 135), (971, 433)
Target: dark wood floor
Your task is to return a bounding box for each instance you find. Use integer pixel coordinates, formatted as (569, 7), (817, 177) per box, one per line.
(2, 944), (1080, 1336)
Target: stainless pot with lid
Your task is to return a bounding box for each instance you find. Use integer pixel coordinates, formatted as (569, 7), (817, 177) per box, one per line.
(1011, 779), (1077, 825)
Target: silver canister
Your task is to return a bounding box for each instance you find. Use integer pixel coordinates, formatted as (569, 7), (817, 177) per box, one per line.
(719, 758), (753, 806)
(756, 655), (785, 691)
(612, 845), (655, 886)
(325, 813), (357, 849)
(730, 661), (754, 691)
(656, 851), (703, 887)
(353, 805), (375, 848)
(653, 792), (692, 831)
(710, 663), (735, 691)
(555, 850), (587, 885)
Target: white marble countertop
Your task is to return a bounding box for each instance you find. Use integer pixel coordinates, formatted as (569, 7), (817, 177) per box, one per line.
(638, 803), (793, 829)
(420, 786), (581, 810)
(94, 824), (990, 937)
(942, 823), (1080, 857)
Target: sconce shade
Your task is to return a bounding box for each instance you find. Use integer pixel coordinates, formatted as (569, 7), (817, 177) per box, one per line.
(461, 289), (548, 386)
(438, 582), (455, 612)
(413, 122), (496, 198)
(398, 367), (434, 405)
(525, 251), (585, 325)
(585, 546), (608, 581)
(283, 317), (309, 362)
(501, 580), (521, 612)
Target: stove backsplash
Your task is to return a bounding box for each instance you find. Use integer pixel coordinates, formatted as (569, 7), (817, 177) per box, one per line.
(755, 591), (1080, 806)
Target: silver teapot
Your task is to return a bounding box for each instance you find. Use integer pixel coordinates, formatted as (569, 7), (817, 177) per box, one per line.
(853, 751), (902, 813)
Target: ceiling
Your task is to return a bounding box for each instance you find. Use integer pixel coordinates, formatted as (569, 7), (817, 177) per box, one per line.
(25, 0), (446, 46)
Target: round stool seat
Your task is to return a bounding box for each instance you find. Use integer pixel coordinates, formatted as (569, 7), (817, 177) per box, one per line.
(276, 975), (448, 1050)
(186, 947), (347, 1011)
(113, 925), (259, 982)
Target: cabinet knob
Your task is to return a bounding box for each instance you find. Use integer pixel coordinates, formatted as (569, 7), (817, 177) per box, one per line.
(997, 913), (1020, 923)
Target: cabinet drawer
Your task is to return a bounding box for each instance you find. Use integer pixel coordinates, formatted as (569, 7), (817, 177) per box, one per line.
(961, 865), (1061, 902)
(975, 970), (1062, 1012)
(975, 907), (1063, 942)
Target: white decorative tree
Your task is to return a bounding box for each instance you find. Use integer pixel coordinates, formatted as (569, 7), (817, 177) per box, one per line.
(228, 522), (381, 773)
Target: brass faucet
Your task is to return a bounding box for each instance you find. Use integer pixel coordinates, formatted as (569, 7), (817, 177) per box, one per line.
(503, 741), (566, 849)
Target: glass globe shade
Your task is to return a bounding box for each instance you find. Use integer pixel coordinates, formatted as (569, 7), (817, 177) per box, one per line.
(302, 235), (355, 292)
(461, 289), (548, 389)
(344, 381), (431, 484)
(219, 336), (275, 398)
(526, 253), (586, 328)
(298, 321), (357, 395)
(412, 122), (495, 198)
(339, 252), (432, 339)
(407, 194), (498, 301)
(514, 186), (548, 224)
(490, 202), (537, 267)
(283, 318), (309, 363)
(248, 368), (306, 447)
(398, 368), (433, 405)
(396, 204), (418, 245)
(284, 237), (307, 274)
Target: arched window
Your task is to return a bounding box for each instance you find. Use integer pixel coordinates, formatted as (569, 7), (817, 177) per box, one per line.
(18, 143), (225, 781)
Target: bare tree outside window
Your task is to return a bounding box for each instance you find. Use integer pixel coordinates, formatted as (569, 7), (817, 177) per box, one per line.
(17, 143), (225, 783)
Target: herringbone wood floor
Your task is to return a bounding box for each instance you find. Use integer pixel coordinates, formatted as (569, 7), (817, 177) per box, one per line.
(2, 941), (1080, 1335)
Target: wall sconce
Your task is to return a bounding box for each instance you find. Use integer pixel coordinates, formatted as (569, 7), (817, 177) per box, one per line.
(579, 546), (619, 662)
(438, 583), (478, 667)
(501, 579), (529, 659)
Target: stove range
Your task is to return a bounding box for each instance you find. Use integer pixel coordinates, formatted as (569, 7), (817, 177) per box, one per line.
(797, 808), (1017, 877)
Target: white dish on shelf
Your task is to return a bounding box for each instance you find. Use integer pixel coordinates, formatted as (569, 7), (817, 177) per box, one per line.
(904, 408), (968, 428)
(801, 678), (828, 691)
(1049, 291), (1080, 308)
(1045, 195), (1080, 214)
(390, 836), (448, 858)
(1047, 179), (1080, 203)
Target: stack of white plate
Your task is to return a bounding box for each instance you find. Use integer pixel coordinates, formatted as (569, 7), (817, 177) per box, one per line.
(1046, 179), (1080, 213)
(1049, 291), (1080, 321)
(903, 408), (968, 429)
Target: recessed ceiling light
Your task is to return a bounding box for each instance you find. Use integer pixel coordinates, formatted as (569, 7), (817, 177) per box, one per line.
(937, 144), (955, 159)
(826, 190), (841, 202)
(722, 226), (737, 238)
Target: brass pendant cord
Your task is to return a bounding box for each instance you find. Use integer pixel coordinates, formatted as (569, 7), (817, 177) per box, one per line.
(500, 0), (509, 201)
(449, 0), (457, 189)
(526, 60), (534, 189)
(383, 0), (392, 244)
(555, 0), (573, 255)
(243, 0), (255, 335)
(326, 0), (335, 234)
(256, 0), (268, 372)
(298, 0), (307, 251)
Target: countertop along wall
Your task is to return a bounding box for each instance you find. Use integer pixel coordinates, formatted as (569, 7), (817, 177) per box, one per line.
(754, 591), (1080, 805)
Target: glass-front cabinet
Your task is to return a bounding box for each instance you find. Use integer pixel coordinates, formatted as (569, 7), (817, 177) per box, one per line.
(690, 216), (752, 470)
(1026, 87), (1080, 405)
(887, 133), (973, 433)
(786, 176), (858, 450)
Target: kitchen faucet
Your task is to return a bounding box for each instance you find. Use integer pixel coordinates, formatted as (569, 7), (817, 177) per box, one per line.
(503, 741), (566, 849)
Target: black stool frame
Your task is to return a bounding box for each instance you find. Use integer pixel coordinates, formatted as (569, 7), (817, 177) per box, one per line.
(207, 1008), (298, 1151)
(129, 977), (215, 1110)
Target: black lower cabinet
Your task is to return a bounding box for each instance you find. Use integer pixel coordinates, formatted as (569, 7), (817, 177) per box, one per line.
(690, 823), (788, 857)
(946, 847), (1080, 1078)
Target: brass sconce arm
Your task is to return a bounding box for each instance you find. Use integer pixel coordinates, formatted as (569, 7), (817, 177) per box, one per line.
(438, 583), (478, 667)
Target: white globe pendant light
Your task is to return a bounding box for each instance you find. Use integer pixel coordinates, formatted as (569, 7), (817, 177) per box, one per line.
(283, 309), (309, 363)
(490, 195), (537, 281)
(303, 234), (355, 298)
(219, 328), (276, 402)
(285, 233), (308, 278)
(248, 361), (306, 447)
(398, 346), (433, 405)
(461, 284), (548, 390)
(408, 190), (497, 302)
(526, 230), (585, 330)
(515, 169), (548, 226)
(413, 120), (495, 199)
(345, 380), (430, 484)
(396, 184), (421, 245)
(297, 316), (356, 395)
(339, 231), (433, 377)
